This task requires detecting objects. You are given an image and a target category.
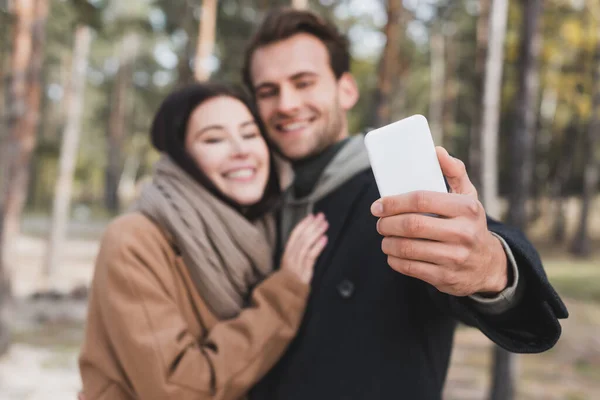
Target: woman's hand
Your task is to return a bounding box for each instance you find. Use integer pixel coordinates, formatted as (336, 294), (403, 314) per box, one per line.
(281, 213), (329, 284)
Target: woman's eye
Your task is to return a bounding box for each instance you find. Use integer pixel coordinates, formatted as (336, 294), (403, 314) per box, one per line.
(203, 137), (223, 144)
(242, 132), (259, 139)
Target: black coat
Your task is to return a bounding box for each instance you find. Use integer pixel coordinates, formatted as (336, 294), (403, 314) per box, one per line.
(250, 169), (568, 400)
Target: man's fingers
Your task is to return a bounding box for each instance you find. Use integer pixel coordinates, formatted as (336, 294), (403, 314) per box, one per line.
(381, 237), (469, 266)
(376, 213), (475, 243)
(371, 191), (480, 218)
(386, 257), (441, 287)
(435, 146), (478, 199)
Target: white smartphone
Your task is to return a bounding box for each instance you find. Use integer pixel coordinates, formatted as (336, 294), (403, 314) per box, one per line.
(364, 114), (447, 197)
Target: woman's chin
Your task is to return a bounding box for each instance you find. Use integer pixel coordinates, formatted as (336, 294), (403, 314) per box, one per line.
(228, 192), (264, 208)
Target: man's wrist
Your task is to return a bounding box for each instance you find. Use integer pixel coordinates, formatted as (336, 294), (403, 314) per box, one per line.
(478, 233), (509, 296)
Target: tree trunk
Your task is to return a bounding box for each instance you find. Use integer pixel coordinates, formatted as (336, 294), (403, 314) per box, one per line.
(531, 83), (559, 224)
(442, 33), (458, 149)
(0, 0), (14, 359)
(0, 210), (10, 357)
(492, 2), (543, 399)
(0, 4), (12, 129)
(177, 41), (195, 86)
(291, 0), (308, 9)
(194, 0), (217, 82)
(469, 0), (491, 192)
(479, 0), (510, 396)
(373, 0), (402, 127)
(550, 120), (579, 244)
(428, 29), (445, 146)
(1, 0), (48, 357)
(105, 34), (138, 213)
(2, 0), (48, 261)
(480, 0), (509, 219)
(570, 33), (600, 257)
(507, 0), (543, 230)
(490, 346), (517, 400)
(0, 212), (11, 356)
(42, 26), (91, 287)
(176, 7), (196, 87)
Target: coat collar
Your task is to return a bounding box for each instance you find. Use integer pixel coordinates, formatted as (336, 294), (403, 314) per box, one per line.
(311, 169), (375, 274)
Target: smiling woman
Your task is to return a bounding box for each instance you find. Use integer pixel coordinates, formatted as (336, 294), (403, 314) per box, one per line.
(184, 96), (270, 206)
(78, 82), (330, 400)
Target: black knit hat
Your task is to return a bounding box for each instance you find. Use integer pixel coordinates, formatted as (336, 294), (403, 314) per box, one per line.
(149, 82), (280, 220)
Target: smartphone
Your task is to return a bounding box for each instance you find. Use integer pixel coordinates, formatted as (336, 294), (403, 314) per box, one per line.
(364, 114), (447, 197)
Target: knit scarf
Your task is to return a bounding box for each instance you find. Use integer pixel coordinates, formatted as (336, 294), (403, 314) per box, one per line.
(134, 156), (276, 319)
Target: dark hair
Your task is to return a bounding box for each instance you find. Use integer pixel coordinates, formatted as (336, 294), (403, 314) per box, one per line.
(150, 82), (280, 220)
(242, 7), (350, 92)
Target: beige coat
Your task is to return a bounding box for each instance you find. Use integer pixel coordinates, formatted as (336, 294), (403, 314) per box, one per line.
(79, 213), (309, 400)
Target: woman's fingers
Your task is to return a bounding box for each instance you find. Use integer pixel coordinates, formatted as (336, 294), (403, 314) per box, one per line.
(306, 236), (328, 264)
(286, 214), (317, 255)
(297, 215), (328, 258)
(281, 213), (328, 283)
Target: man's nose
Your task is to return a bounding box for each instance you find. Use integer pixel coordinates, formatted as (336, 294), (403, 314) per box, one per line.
(277, 86), (302, 114)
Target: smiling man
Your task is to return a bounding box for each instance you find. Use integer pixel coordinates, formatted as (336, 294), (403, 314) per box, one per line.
(242, 8), (568, 400)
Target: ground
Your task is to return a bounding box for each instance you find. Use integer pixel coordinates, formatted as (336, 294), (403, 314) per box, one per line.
(0, 216), (599, 400)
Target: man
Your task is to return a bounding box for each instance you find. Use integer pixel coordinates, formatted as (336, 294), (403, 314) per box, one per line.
(243, 8), (567, 400)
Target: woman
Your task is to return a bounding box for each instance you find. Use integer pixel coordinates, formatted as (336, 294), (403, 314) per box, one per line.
(78, 83), (328, 400)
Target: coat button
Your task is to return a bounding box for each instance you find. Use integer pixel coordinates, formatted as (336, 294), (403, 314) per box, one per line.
(337, 279), (354, 299)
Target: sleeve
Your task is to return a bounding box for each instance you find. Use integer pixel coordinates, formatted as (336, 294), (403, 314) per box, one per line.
(426, 215), (568, 354)
(96, 224), (309, 400)
(467, 232), (525, 315)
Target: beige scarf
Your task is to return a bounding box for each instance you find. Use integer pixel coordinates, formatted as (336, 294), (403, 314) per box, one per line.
(134, 156), (276, 319)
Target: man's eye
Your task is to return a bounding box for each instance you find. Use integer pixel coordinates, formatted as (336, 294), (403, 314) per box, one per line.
(296, 80), (313, 89)
(257, 89), (277, 99)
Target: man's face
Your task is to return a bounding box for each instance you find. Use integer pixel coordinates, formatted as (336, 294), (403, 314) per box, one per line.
(250, 33), (358, 161)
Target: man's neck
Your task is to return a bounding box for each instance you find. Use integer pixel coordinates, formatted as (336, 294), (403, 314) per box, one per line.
(292, 137), (350, 198)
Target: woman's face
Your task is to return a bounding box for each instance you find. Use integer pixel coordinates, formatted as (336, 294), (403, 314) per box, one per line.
(185, 96), (270, 206)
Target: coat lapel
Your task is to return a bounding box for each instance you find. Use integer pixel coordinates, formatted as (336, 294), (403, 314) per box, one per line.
(312, 170), (374, 280)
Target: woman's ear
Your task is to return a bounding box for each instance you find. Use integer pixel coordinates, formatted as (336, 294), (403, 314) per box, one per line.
(337, 72), (359, 111)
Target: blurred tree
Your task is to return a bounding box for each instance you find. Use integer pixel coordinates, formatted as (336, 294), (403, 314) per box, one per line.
(372, 0), (403, 127)
(428, 25), (445, 146)
(440, 17), (459, 150)
(43, 24), (92, 287)
(550, 117), (580, 243)
(194, 0), (217, 81)
(507, 0), (543, 230)
(2, 0), (49, 261)
(0, 3), (12, 130)
(469, 0), (490, 192)
(493, 1), (544, 399)
(0, 0), (49, 357)
(480, 0), (508, 219)
(570, 4), (600, 257)
(0, 0), (16, 359)
(105, 33), (140, 212)
(476, 1), (510, 398)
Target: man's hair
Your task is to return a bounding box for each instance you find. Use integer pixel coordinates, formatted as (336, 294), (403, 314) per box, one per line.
(242, 7), (350, 92)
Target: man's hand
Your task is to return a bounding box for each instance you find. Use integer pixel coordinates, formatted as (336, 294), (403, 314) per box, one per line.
(370, 146), (508, 297)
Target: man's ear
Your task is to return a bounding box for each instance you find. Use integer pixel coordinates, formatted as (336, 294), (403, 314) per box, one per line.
(338, 72), (359, 111)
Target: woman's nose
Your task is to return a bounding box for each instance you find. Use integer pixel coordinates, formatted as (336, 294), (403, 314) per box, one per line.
(230, 137), (249, 157)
